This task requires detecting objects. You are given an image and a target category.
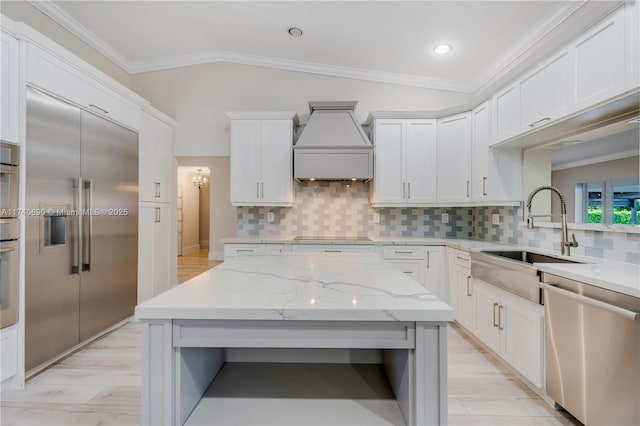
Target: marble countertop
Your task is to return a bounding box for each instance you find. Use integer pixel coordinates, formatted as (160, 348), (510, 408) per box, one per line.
(136, 253), (454, 322)
(221, 237), (640, 299)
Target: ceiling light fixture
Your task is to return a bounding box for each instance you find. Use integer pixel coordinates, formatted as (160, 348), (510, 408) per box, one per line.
(193, 169), (209, 189)
(288, 27), (303, 38)
(433, 43), (452, 55)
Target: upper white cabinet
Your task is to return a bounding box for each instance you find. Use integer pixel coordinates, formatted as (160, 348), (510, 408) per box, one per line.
(471, 102), (522, 202)
(437, 112), (471, 203)
(139, 112), (173, 204)
(1, 31), (19, 144)
(572, 6), (626, 110)
(372, 119), (437, 206)
(26, 44), (141, 131)
(491, 5), (631, 146)
(228, 113), (296, 207)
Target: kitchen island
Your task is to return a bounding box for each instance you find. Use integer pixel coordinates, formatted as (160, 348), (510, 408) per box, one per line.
(135, 253), (453, 425)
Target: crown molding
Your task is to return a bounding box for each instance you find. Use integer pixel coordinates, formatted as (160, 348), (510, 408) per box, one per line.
(130, 50), (472, 92)
(27, 0), (133, 73)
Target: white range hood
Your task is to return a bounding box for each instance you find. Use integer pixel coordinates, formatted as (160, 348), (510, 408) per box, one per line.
(293, 101), (373, 181)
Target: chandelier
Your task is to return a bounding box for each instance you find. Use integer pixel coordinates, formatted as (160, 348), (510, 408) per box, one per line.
(193, 169), (209, 189)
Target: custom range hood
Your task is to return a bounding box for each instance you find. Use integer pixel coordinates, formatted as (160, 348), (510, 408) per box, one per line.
(293, 101), (373, 181)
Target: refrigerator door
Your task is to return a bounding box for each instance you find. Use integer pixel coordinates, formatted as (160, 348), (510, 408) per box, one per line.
(79, 111), (138, 340)
(25, 88), (82, 371)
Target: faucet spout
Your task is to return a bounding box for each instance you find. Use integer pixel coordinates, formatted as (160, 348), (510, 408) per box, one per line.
(526, 186), (579, 256)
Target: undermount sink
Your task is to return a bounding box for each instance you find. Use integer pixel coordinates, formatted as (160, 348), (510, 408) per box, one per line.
(479, 250), (585, 265)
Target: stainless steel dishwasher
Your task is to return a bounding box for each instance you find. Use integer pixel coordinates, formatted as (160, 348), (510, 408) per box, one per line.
(540, 273), (640, 426)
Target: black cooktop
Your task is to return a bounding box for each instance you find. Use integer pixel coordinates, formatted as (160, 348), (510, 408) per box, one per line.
(293, 236), (372, 241)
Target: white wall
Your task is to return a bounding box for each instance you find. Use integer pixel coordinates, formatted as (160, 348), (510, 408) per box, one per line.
(130, 61), (471, 156)
(199, 180), (210, 247)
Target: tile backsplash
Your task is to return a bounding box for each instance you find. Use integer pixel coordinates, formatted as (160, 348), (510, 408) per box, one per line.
(236, 181), (640, 264)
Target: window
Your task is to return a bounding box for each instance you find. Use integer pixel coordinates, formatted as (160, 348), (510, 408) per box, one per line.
(576, 177), (640, 225)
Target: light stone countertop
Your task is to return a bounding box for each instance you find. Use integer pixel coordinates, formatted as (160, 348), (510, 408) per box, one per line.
(221, 236), (640, 299)
(136, 253), (454, 322)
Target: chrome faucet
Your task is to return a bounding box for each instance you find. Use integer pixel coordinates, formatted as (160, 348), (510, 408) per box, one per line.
(526, 186), (579, 256)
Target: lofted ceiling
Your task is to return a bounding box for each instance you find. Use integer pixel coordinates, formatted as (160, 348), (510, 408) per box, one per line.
(28, 1), (618, 93)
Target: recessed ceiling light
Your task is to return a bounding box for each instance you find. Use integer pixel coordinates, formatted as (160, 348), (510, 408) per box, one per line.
(433, 43), (452, 55)
(288, 27), (303, 38)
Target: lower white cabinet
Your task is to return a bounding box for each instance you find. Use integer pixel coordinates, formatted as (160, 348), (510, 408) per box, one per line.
(291, 244), (376, 254)
(383, 246), (447, 301)
(138, 203), (171, 303)
(0, 326), (18, 383)
(474, 279), (545, 388)
(448, 249), (474, 330)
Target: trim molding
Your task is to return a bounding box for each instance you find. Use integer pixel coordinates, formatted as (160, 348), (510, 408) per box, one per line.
(552, 150), (639, 171)
(27, 0), (622, 94)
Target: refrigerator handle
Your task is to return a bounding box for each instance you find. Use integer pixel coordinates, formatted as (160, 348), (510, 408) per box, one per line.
(82, 179), (93, 272)
(72, 178), (82, 275)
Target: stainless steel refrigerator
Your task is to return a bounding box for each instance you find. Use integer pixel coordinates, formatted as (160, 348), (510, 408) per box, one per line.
(25, 88), (138, 372)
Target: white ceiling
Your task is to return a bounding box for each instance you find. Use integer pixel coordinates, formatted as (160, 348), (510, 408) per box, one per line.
(31, 1), (612, 92)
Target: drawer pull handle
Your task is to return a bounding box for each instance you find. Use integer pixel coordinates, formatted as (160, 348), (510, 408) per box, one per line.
(89, 104), (108, 114)
(324, 250), (342, 253)
(395, 251), (413, 254)
(529, 117), (551, 128)
(493, 303), (499, 327)
(466, 276), (472, 296)
(426, 251), (430, 268)
(237, 249), (254, 252)
(456, 255), (468, 262)
(483, 177), (487, 196)
(498, 305), (504, 330)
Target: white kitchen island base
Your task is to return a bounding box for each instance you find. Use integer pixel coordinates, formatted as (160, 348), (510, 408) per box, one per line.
(136, 253), (453, 426)
(142, 319), (448, 426)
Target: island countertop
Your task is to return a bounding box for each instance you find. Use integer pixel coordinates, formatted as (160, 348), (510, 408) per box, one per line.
(135, 252), (454, 322)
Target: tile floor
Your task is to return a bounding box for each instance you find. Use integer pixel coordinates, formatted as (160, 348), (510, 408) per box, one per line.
(1, 252), (580, 425)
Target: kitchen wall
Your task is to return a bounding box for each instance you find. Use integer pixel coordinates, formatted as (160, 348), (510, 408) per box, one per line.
(1, 1), (132, 87)
(199, 181), (210, 247)
(177, 168), (200, 255)
(130, 61), (471, 157)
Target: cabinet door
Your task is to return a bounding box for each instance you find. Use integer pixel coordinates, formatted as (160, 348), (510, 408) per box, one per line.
(455, 267), (475, 331)
(138, 113), (156, 202)
(374, 120), (405, 204)
(437, 113), (471, 202)
(388, 260), (424, 285)
(519, 50), (571, 129)
(424, 247), (446, 302)
(473, 281), (500, 353)
(572, 6), (626, 110)
(138, 204), (169, 303)
(0, 32), (19, 144)
(152, 204), (172, 297)
(230, 120), (261, 204)
(405, 119), (437, 203)
(491, 84), (520, 145)
(471, 102), (490, 202)
(500, 294), (544, 388)
(154, 121), (173, 203)
(260, 120), (292, 204)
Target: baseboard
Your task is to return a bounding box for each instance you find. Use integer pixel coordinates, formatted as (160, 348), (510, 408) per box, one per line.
(209, 250), (223, 261)
(183, 244), (200, 255)
(199, 240), (210, 247)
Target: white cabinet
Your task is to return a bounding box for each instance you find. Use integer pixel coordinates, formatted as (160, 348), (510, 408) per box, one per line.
(518, 50), (571, 130)
(382, 246), (426, 287)
(491, 84), (520, 145)
(0, 326), (18, 383)
(291, 244), (376, 254)
(423, 246), (446, 302)
(1, 31), (19, 144)
(224, 243), (287, 259)
(139, 112), (173, 203)
(437, 113), (471, 203)
(474, 280), (545, 388)
(471, 102), (522, 203)
(228, 114), (296, 207)
(448, 250), (474, 330)
(26, 44), (141, 131)
(572, 5), (626, 110)
(372, 119), (437, 205)
(138, 203), (171, 303)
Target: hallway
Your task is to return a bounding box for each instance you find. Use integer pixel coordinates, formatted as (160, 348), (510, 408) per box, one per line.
(178, 248), (222, 284)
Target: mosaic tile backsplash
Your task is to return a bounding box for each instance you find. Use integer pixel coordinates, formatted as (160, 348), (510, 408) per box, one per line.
(236, 181), (640, 264)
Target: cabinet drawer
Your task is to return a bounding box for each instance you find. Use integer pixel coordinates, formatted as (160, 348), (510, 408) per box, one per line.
(291, 244), (376, 253)
(27, 45), (140, 130)
(0, 326), (18, 382)
(382, 246), (426, 260)
(224, 244), (267, 258)
(265, 244), (286, 254)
